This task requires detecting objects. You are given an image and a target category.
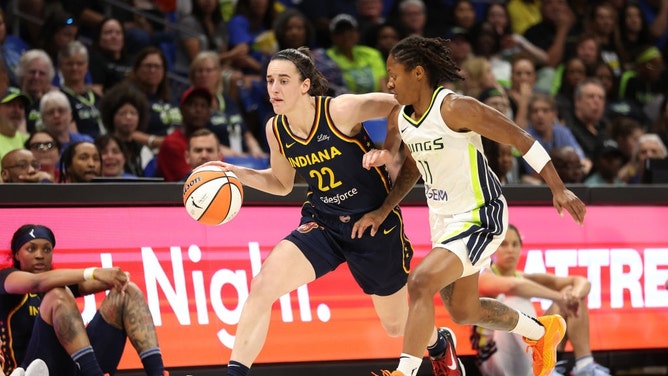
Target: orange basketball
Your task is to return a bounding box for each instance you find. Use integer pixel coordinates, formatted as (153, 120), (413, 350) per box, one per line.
(182, 166), (244, 225)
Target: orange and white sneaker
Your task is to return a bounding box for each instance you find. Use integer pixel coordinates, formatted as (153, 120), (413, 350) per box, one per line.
(430, 327), (466, 376)
(371, 370), (405, 376)
(523, 314), (567, 376)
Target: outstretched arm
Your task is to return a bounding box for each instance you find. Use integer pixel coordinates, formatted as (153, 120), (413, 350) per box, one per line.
(442, 94), (586, 225)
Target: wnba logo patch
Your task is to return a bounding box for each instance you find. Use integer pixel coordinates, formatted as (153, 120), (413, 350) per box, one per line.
(297, 222), (322, 233)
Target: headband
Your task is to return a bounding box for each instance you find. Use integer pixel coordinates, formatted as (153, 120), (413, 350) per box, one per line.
(636, 47), (661, 64)
(11, 226), (56, 253)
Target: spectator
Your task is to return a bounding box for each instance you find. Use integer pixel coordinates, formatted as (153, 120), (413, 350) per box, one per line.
(523, 0), (577, 68)
(0, 148), (53, 183)
(584, 139), (626, 186)
(507, 55), (537, 129)
(550, 146), (585, 183)
(552, 57), (587, 122)
(58, 41), (104, 138)
(444, 26), (473, 69)
(227, 0), (279, 75)
(16, 50), (57, 133)
(157, 87), (212, 182)
(40, 91), (93, 154)
(58, 141), (101, 183)
(550, 33), (603, 120)
(0, 224), (167, 375)
(126, 47), (181, 137)
(619, 2), (653, 69)
(37, 9), (79, 72)
(355, 0), (386, 42)
(99, 83), (154, 177)
(95, 134), (137, 179)
(609, 116), (645, 167)
(365, 22), (403, 62)
(326, 14), (388, 93)
(470, 22), (512, 88)
(584, 3), (626, 76)
(565, 78), (611, 159)
(24, 130), (61, 182)
(478, 86), (513, 119)
(0, 9), (29, 88)
(652, 95), (668, 146)
(526, 93), (588, 177)
(481, 136), (521, 185)
(88, 18), (132, 94)
(295, 0), (352, 48)
(482, 2), (548, 67)
(110, 0), (173, 60)
(474, 224), (611, 376)
(637, 0), (668, 50)
(618, 46), (665, 124)
(189, 51), (267, 159)
(592, 61), (645, 125)
(507, 0), (541, 35)
(184, 128), (223, 177)
(0, 87), (31, 161)
(175, 0), (238, 77)
(396, 0), (427, 37)
(621, 132), (668, 184)
(272, 8), (348, 97)
(459, 57), (498, 103)
(450, 0), (478, 33)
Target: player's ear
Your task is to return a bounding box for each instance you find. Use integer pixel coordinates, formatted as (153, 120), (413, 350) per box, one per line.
(414, 65), (425, 81)
(302, 77), (311, 95)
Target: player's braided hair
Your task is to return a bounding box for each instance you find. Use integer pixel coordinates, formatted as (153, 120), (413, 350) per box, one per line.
(389, 36), (464, 89)
(271, 47), (329, 96)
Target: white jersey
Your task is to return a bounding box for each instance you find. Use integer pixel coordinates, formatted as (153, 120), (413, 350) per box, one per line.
(398, 87), (507, 266)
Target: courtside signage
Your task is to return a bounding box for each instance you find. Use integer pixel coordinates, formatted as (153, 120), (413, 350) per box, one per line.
(1, 206), (666, 369)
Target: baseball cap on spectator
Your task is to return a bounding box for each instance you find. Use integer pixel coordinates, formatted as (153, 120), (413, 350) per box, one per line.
(445, 26), (470, 42)
(330, 14), (358, 33)
(1, 87), (32, 106)
(478, 87), (504, 103)
(180, 87), (212, 107)
(593, 139), (624, 160)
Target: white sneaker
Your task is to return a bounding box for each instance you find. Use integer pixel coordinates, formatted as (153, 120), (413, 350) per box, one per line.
(8, 367), (25, 376)
(24, 360), (48, 376)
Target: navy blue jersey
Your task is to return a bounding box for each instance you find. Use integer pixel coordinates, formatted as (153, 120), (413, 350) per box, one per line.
(0, 268), (42, 374)
(272, 96), (391, 216)
(61, 87), (104, 138)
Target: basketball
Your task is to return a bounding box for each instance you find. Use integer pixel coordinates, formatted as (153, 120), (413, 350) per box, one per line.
(183, 166), (244, 225)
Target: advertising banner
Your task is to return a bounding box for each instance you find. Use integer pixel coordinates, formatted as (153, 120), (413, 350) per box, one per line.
(1, 205), (666, 369)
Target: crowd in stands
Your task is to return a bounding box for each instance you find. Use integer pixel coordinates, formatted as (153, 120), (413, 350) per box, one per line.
(1, 0), (667, 185)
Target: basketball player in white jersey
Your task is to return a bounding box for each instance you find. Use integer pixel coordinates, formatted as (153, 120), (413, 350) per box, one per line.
(358, 36), (586, 376)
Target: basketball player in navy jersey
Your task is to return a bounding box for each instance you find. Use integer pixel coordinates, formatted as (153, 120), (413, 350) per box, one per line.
(0, 224), (167, 376)
(202, 47), (462, 376)
(361, 36), (586, 376)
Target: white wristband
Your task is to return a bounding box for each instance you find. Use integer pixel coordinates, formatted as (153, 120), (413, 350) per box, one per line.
(523, 141), (551, 172)
(83, 267), (96, 281)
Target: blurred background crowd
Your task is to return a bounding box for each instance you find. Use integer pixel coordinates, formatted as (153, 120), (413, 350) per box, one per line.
(0, 0), (667, 185)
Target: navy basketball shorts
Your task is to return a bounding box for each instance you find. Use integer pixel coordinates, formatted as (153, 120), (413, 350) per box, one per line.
(286, 204), (413, 296)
